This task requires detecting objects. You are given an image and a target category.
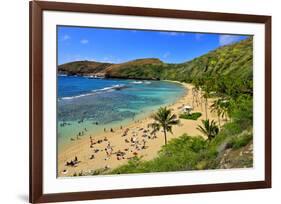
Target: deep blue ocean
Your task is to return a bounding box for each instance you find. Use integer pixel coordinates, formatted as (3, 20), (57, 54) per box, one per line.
(57, 76), (186, 145)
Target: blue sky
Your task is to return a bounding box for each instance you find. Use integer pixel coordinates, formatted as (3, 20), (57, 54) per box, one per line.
(58, 26), (249, 65)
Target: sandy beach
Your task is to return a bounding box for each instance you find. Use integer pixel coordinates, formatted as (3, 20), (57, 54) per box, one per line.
(58, 82), (221, 177)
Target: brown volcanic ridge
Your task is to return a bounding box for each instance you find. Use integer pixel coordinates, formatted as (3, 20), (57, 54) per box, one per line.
(58, 58), (163, 79)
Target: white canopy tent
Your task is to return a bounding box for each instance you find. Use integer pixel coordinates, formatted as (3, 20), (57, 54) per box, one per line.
(181, 105), (193, 115)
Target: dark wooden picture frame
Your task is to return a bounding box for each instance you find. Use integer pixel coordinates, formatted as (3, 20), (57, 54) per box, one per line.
(30, 1), (271, 203)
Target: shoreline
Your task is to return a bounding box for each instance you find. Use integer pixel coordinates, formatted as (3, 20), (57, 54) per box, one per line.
(58, 79), (186, 150)
(58, 82), (220, 177)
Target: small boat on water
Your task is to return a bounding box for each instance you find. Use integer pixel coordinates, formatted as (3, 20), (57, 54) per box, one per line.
(87, 75), (105, 79)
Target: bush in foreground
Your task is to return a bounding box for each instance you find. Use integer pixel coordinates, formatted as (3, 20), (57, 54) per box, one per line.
(179, 112), (202, 120)
(109, 135), (209, 174)
(226, 133), (253, 149)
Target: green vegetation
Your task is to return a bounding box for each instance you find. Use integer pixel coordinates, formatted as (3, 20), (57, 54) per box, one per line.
(149, 107), (180, 145)
(179, 112), (202, 120)
(58, 38), (252, 84)
(227, 132), (253, 149)
(110, 135), (209, 174)
(107, 92), (253, 174)
(197, 119), (219, 141)
(106, 37), (254, 174)
(105, 38), (253, 84)
(72, 94), (253, 176)
(111, 121), (251, 174)
(58, 60), (112, 76)
(210, 99), (226, 126)
(61, 37), (254, 174)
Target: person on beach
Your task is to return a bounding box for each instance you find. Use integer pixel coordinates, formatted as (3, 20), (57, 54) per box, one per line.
(66, 156), (79, 167)
(105, 147), (113, 157)
(142, 139), (147, 149)
(90, 137), (94, 148)
(66, 160), (75, 166)
(131, 136), (137, 144)
(105, 142), (113, 155)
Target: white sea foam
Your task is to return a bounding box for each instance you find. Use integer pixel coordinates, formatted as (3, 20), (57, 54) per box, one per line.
(131, 80), (152, 85)
(61, 84), (125, 100)
(131, 81), (143, 84)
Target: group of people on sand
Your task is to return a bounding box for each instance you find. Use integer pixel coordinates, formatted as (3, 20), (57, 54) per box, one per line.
(126, 129), (151, 151)
(89, 136), (113, 161)
(77, 118), (84, 124)
(65, 156), (79, 167)
(103, 125), (123, 133)
(60, 122), (71, 127)
(70, 128), (88, 141)
(62, 121), (161, 176)
(83, 126), (154, 169)
(65, 117), (122, 142)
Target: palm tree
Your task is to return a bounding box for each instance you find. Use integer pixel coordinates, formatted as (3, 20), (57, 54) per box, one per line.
(197, 119), (219, 141)
(220, 99), (231, 121)
(210, 99), (223, 126)
(149, 107), (180, 145)
(193, 79), (203, 110)
(202, 90), (211, 120)
(192, 88), (196, 108)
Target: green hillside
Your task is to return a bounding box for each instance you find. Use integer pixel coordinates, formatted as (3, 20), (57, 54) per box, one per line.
(104, 58), (163, 80)
(58, 61), (112, 76)
(58, 37), (252, 83)
(105, 38), (254, 174)
(107, 37), (252, 83)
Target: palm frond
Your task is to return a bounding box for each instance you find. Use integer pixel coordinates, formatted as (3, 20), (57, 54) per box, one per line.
(149, 106), (179, 145)
(197, 119), (219, 141)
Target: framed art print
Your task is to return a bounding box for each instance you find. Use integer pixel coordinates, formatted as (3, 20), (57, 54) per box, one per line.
(30, 1), (271, 203)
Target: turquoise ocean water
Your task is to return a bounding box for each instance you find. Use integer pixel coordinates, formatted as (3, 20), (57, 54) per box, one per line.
(58, 76), (186, 147)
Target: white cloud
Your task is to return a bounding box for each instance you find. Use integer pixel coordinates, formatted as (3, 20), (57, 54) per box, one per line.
(62, 35), (70, 41)
(80, 39), (89, 44)
(159, 31), (185, 36)
(219, 35), (241, 46)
